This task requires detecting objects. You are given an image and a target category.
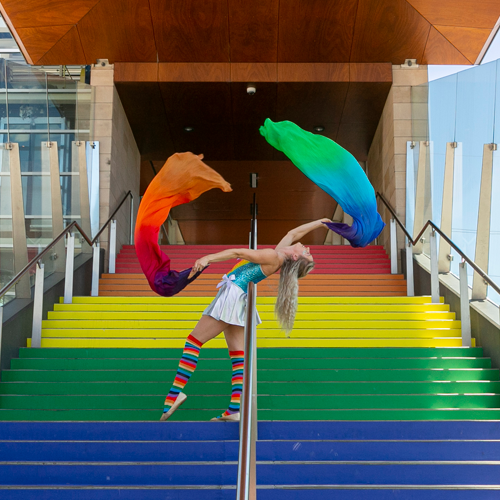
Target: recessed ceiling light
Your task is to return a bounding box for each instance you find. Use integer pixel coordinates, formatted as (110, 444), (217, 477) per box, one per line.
(184, 126), (194, 132)
(313, 126), (325, 132)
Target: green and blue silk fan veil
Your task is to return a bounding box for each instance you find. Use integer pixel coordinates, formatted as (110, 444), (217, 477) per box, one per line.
(260, 119), (384, 247)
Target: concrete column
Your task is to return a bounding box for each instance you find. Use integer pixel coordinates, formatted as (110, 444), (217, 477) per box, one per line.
(366, 64), (428, 267)
(472, 143), (496, 300)
(90, 61), (141, 267)
(438, 142), (457, 273)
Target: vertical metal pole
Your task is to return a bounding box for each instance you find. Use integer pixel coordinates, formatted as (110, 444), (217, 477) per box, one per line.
(390, 219), (397, 274)
(413, 142), (431, 255)
(430, 229), (439, 303)
(63, 233), (75, 304)
(237, 281), (257, 500)
(406, 239), (414, 297)
(109, 220), (117, 274)
(91, 243), (100, 297)
(32, 262), (44, 348)
(459, 260), (472, 347)
(129, 195), (134, 245)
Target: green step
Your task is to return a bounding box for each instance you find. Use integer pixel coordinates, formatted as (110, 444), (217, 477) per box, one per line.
(2, 408), (500, 421)
(9, 357), (491, 371)
(3, 368), (497, 383)
(1, 381), (499, 396)
(18, 347), (484, 358)
(1, 394), (499, 410)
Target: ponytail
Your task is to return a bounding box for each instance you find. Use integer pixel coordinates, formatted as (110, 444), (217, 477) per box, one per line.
(275, 256), (315, 335)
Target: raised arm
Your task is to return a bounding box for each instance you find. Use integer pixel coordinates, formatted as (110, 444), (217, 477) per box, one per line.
(189, 248), (279, 277)
(275, 218), (332, 250)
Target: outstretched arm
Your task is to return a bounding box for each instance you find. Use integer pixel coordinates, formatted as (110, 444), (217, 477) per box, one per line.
(275, 218), (332, 250)
(189, 248), (279, 278)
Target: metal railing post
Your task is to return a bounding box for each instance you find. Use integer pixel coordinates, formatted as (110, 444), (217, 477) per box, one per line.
(406, 239), (414, 297)
(390, 218), (397, 274)
(32, 262), (44, 348)
(91, 243), (100, 297)
(129, 195), (134, 245)
(109, 220), (117, 274)
(459, 260), (472, 347)
(237, 199), (258, 500)
(430, 228), (440, 303)
(63, 233), (75, 304)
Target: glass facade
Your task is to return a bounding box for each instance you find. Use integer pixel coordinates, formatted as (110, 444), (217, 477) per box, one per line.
(410, 60), (500, 305)
(0, 59), (93, 300)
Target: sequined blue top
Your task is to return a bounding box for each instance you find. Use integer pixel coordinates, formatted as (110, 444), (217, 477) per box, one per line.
(227, 261), (268, 293)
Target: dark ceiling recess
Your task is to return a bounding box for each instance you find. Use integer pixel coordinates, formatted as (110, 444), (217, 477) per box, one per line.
(116, 80), (391, 163)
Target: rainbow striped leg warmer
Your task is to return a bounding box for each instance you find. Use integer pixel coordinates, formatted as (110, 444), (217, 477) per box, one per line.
(163, 334), (203, 413)
(221, 350), (245, 416)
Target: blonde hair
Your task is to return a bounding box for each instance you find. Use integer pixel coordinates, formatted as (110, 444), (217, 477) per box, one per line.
(275, 256), (315, 335)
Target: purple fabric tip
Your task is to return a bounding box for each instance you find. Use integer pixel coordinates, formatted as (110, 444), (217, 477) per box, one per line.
(153, 267), (204, 297)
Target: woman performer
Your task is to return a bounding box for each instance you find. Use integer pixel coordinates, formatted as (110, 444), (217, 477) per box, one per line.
(160, 218), (331, 422)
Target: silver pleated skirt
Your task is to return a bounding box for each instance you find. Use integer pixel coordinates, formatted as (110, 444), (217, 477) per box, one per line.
(202, 282), (262, 327)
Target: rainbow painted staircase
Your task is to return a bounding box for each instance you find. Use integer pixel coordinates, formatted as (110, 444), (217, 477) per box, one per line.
(1, 244), (500, 497)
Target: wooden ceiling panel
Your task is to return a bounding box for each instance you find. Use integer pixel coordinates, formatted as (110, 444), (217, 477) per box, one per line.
(407, 0), (500, 29)
(37, 25), (86, 65)
(16, 25), (73, 63)
(115, 82), (174, 160)
(278, 0), (358, 62)
(434, 26), (492, 63)
(340, 82), (392, 123)
(173, 160), (336, 219)
(172, 160), (336, 244)
(276, 82), (349, 131)
(149, 0), (230, 62)
(177, 219), (330, 245)
(159, 82), (232, 125)
(351, 0), (430, 63)
(0, 0), (100, 28)
(78, 0), (157, 63)
(421, 26), (471, 65)
(228, 0), (279, 62)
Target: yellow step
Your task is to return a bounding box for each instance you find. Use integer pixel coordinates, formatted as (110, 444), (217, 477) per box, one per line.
(40, 328), (463, 339)
(41, 319), (461, 329)
(28, 338), (471, 348)
(46, 311), (456, 321)
(53, 303), (451, 313)
(65, 296), (445, 304)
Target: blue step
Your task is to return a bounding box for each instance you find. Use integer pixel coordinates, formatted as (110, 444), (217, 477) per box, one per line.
(1, 421), (499, 496)
(2, 491), (500, 500)
(2, 440), (500, 461)
(2, 420), (500, 440)
(1, 463), (500, 486)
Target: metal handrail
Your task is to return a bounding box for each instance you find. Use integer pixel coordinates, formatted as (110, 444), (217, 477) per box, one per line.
(237, 195), (258, 499)
(0, 222), (90, 299)
(0, 190), (134, 300)
(376, 191), (500, 296)
(91, 190), (133, 244)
